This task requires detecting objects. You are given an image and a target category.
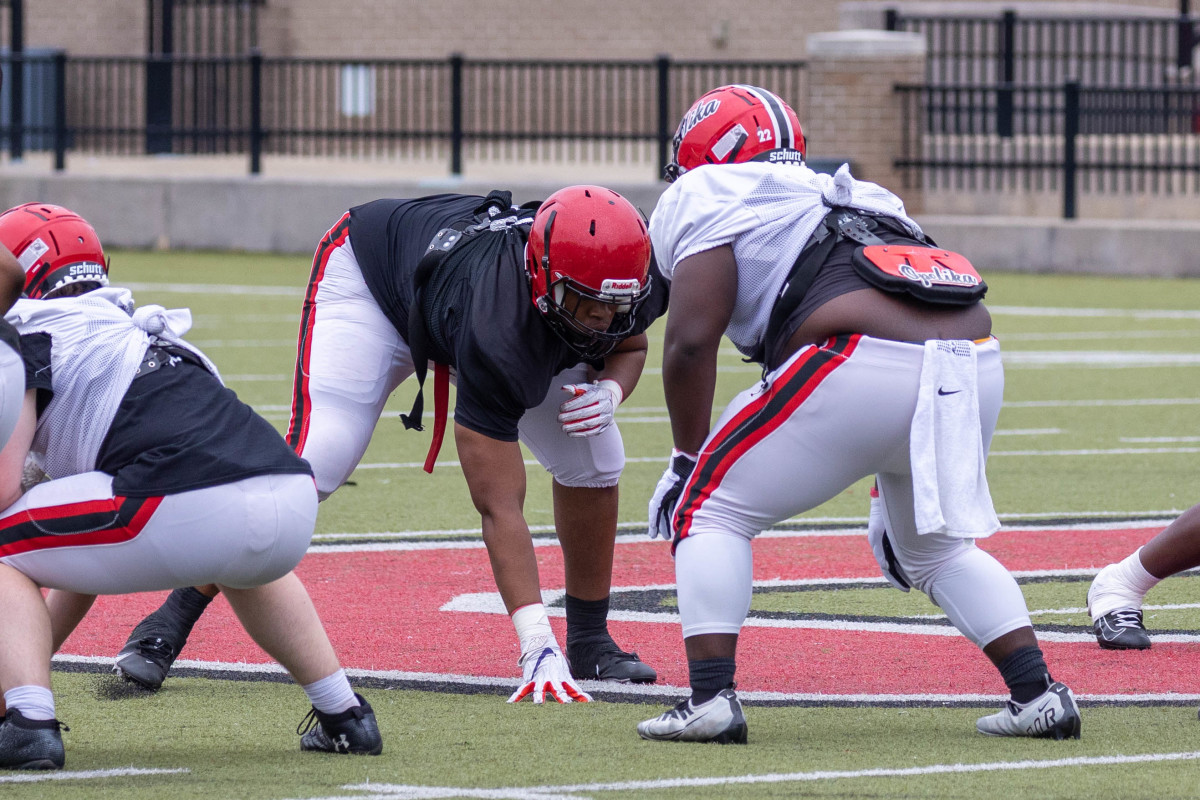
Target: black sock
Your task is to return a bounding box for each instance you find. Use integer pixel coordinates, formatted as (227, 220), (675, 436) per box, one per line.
(997, 646), (1051, 704)
(564, 594), (610, 651)
(157, 587), (214, 639)
(689, 657), (736, 705)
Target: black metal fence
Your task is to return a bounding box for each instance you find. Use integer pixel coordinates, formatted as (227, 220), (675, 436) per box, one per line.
(896, 81), (1200, 218)
(886, 6), (1199, 87)
(887, 4), (1200, 217)
(0, 51), (806, 179)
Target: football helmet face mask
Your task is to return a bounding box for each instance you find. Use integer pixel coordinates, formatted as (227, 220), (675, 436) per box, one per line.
(525, 185), (652, 360)
(0, 202), (109, 299)
(664, 84), (806, 182)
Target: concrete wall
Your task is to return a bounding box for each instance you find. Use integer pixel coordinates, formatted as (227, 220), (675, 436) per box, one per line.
(3, 169), (1197, 278)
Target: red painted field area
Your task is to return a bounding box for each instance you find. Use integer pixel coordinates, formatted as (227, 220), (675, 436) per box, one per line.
(60, 525), (1200, 697)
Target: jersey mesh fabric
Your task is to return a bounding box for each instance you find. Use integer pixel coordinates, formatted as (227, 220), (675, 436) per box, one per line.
(8, 293), (153, 478)
(649, 162), (921, 361)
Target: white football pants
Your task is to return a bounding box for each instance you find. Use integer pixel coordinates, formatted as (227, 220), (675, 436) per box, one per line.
(672, 334), (1033, 649)
(0, 472), (317, 593)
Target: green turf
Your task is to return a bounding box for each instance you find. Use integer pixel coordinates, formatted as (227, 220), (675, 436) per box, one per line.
(15, 253), (1200, 798)
(10, 673), (1200, 800)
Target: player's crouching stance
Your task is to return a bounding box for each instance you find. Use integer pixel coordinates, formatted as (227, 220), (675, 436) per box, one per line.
(0, 204), (381, 770)
(636, 86), (1080, 745)
(112, 186), (665, 702)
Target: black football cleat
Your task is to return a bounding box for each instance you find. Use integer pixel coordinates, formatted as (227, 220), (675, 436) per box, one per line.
(0, 709), (67, 770)
(114, 627), (182, 691)
(568, 636), (657, 684)
(1093, 609), (1151, 650)
(297, 694), (382, 755)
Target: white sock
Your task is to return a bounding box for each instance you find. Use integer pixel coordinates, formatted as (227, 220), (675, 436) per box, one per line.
(1089, 547), (1161, 618)
(1121, 547), (1161, 596)
(301, 669), (358, 715)
(4, 685), (56, 721)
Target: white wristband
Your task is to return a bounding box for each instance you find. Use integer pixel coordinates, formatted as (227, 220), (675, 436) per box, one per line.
(597, 378), (624, 406)
(511, 603), (554, 654)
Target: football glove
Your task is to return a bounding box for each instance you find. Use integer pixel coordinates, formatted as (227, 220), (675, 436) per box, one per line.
(507, 637), (593, 704)
(558, 380), (623, 438)
(20, 453), (51, 493)
(648, 449), (698, 540)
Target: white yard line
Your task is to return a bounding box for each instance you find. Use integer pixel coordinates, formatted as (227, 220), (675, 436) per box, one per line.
(279, 752), (1200, 799)
(0, 767), (189, 784)
(122, 281), (303, 297)
(990, 305), (1200, 319)
(309, 516), (1179, 545)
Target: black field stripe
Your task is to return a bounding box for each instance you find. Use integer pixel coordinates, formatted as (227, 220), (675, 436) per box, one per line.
(287, 214), (351, 450)
(0, 496), (158, 549)
(674, 335), (855, 538)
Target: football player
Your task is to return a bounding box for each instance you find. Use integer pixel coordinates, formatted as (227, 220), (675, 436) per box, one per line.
(115, 186), (666, 703)
(0, 204), (382, 770)
(636, 85), (1080, 743)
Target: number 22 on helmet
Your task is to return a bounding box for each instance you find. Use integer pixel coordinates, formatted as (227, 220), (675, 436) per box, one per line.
(664, 84), (806, 183)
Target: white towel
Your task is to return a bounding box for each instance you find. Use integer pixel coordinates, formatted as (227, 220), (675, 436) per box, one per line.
(909, 340), (1001, 538)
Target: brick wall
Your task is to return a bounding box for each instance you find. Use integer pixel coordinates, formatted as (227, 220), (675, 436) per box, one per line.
(804, 31), (927, 206)
(13, 0), (1179, 59)
(21, 0), (144, 56)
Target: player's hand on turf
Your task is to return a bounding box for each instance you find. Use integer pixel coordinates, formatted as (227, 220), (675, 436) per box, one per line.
(648, 449), (698, 540)
(558, 380), (622, 438)
(507, 637), (592, 704)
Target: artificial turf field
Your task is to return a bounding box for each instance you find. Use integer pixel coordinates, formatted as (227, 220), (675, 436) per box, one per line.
(7, 250), (1200, 799)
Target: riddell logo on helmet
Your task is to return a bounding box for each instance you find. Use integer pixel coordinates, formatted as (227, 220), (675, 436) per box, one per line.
(600, 278), (641, 296)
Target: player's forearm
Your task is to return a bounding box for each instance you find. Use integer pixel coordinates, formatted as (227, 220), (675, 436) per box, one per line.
(662, 341), (717, 455)
(479, 509), (543, 615)
(595, 333), (648, 400)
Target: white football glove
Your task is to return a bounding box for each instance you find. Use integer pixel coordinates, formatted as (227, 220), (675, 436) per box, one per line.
(648, 449), (698, 540)
(558, 380), (623, 438)
(507, 637), (593, 704)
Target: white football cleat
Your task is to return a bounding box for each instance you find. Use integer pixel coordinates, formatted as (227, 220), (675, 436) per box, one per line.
(637, 688), (747, 744)
(976, 681), (1081, 740)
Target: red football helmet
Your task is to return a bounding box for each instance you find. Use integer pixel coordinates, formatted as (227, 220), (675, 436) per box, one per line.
(0, 202), (109, 299)
(664, 84), (806, 182)
(525, 185), (652, 359)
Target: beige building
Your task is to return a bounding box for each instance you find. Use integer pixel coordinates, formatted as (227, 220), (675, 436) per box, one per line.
(16, 1), (1184, 59)
(7, 0), (1199, 229)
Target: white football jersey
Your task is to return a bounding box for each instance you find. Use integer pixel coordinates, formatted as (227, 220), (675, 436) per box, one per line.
(6, 289), (215, 479)
(649, 162), (922, 358)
